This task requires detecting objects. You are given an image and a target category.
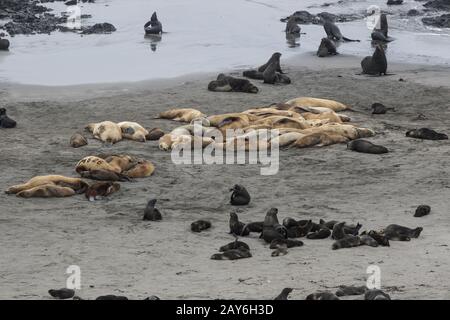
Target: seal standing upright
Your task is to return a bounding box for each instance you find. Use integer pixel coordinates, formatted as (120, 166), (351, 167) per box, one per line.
(0, 108), (16, 128)
(361, 44), (387, 75)
(143, 199), (162, 221)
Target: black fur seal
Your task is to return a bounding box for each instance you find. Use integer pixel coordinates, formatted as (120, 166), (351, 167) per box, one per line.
(361, 44), (387, 75)
(229, 212), (250, 236)
(406, 128), (448, 140)
(191, 220), (211, 232)
(371, 102), (394, 114)
(383, 224), (422, 241)
(332, 235), (361, 250)
(219, 240), (250, 252)
(364, 289), (391, 300)
(319, 219), (338, 229)
(230, 184), (250, 205)
(306, 291), (340, 300)
(208, 74), (259, 94)
(49, 288), (75, 299)
(143, 199), (162, 221)
(263, 208), (279, 228)
(343, 222), (362, 236)
(282, 217), (299, 228)
(323, 20), (360, 42)
(258, 52), (283, 73)
(211, 248), (252, 260)
(0, 38), (10, 51)
(0, 108), (16, 128)
(96, 295), (128, 300)
(307, 228), (331, 239)
(336, 285), (367, 297)
(242, 70), (264, 80)
(79, 169), (131, 182)
(144, 12), (162, 35)
(285, 16), (300, 34)
(270, 238), (303, 249)
(245, 221), (264, 233)
(317, 38), (338, 57)
(347, 139), (389, 154)
(331, 222), (346, 240)
(261, 227), (287, 243)
(286, 220), (313, 238)
(274, 288), (293, 300)
(414, 205), (431, 217)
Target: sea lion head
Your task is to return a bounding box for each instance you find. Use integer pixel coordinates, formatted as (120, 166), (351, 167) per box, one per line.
(267, 208), (278, 217)
(147, 199), (157, 207)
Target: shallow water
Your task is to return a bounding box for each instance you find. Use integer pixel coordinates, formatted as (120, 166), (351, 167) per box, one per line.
(0, 0), (449, 85)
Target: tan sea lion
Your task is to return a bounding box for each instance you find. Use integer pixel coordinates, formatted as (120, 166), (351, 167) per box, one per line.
(99, 154), (134, 172)
(118, 122), (149, 142)
(291, 132), (348, 148)
(6, 175), (89, 197)
(242, 108), (302, 119)
(207, 113), (256, 129)
(270, 132), (305, 147)
(16, 185), (77, 198)
(70, 133), (88, 148)
(75, 156), (121, 174)
(285, 97), (351, 112)
(86, 121), (122, 144)
(123, 159), (155, 178)
(301, 111), (343, 123)
(252, 116), (309, 130)
(299, 124), (375, 140)
(158, 108), (206, 122)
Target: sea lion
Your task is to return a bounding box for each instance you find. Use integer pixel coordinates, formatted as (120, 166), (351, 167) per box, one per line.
(0, 38), (10, 51)
(158, 108), (206, 123)
(269, 239), (303, 249)
(146, 128), (165, 141)
(85, 182), (120, 201)
(79, 169), (131, 182)
(361, 45), (387, 75)
(76, 156), (121, 174)
(86, 121), (122, 144)
(261, 227), (287, 243)
(230, 184), (251, 205)
(317, 38), (338, 57)
(282, 217), (299, 228)
(219, 240), (250, 252)
(371, 102), (394, 114)
(347, 139), (388, 154)
(366, 230), (390, 246)
(258, 52), (283, 73)
(360, 235), (379, 247)
(291, 132), (348, 148)
(306, 228), (331, 239)
(295, 124), (375, 140)
(229, 212), (250, 236)
(406, 128), (448, 140)
(191, 220), (211, 232)
(118, 122), (149, 142)
(383, 224), (423, 241)
(48, 288), (75, 300)
(0, 108), (16, 128)
(343, 222), (362, 236)
(336, 285), (368, 297)
(144, 12), (162, 35)
(306, 291), (340, 300)
(286, 220), (313, 238)
(70, 133), (88, 148)
(143, 199), (162, 221)
(332, 235), (361, 250)
(208, 74), (259, 94)
(364, 289), (391, 300)
(414, 205), (431, 217)
(98, 154), (134, 172)
(285, 97), (350, 112)
(6, 175), (89, 197)
(323, 20), (360, 42)
(96, 295), (128, 300)
(122, 159), (155, 178)
(319, 219), (338, 229)
(211, 248), (252, 260)
(285, 16), (301, 34)
(274, 288), (293, 300)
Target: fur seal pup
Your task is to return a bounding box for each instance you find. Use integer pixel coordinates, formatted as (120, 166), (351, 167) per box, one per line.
(406, 128), (448, 140)
(70, 133), (88, 148)
(258, 52), (283, 73)
(208, 74), (259, 94)
(85, 182), (120, 201)
(332, 235), (361, 250)
(306, 291), (340, 300)
(96, 295), (128, 300)
(0, 38), (10, 51)
(347, 139), (388, 154)
(274, 288), (293, 300)
(49, 288), (75, 299)
(219, 240), (250, 252)
(414, 205), (431, 217)
(383, 224), (422, 241)
(336, 285), (367, 297)
(158, 108), (206, 123)
(360, 235), (379, 247)
(361, 44), (387, 75)
(307, 228), (331, 239)
(79, 169), (130, 182)
(270, 238), (303, 249)
(6, 175), (89, 197)
(86, 121), (122, 144)
(323, 20), (360, 42)
(229, 212), (250, 236)
(0, 108), (16, 128)
(191, 220), (211, 232)
(230, 185), (251, 205)
(146, 128), (165, 141)
(211, 248), (252, 260)
(317, 38), (338, 57)
(364, 289), (390, 300)
(144, 12), (162, 35)
(371, 103), (394, 114)
(143, 199), (162, 221)
(285, 15), (301, 34)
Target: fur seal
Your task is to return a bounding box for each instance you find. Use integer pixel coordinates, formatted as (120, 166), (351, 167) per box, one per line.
(242, 70), (264, 80)
(144, 12), (162, 35)
(70, 133), (88, 148)
(244, 221), (264, 233)
(319, 219), (338, 229)
(387, 0), (403, 5)
(323, 20), (360, 42)
(336, 285), (367, 297)
(307, 228), (331, 239)
(143, 199), (162, 221)
(371, 103), (393, 114)
(118, 122), (149, 142)
(0, 108), (16, 128)
(361, 44), (387, 75)
(263, 61), (291, 85)
(274, 288), (293, 300)
(270, 239), (303, 249)
(414, 205), (431, 217)
(263, 208), (279, 228)
(211, 248), (252, 260)
(258, 52), (283, 73)
(291, 132), (348, 148)
(286, 220), (313, 238)
(383, 224), (422, 241)
(79, 169), (130, 182)
(406, 128), (448, 140)
(85, 182), (120, 201)
(86, 121), (122, 144)
(96, 295), (128, 300)
(364, 289), (391, 300)
(219, 240), (250, 252)
(317, 38), (338, 57)
(331, 222), (346, 240)
(343, 222), (362, 236)
(271, 246), (288, 257)
(229, 212), (250, 236)
(364, 230), (390, 246)
(49, 288), (75, 299)
(306, 291), (340, 300)
(191, 220), (211, 232)
(230, 185), (251, 205)
(208, 74), (259, 94)
(0, 38), (10, 51)
(332, 235), (361, 250)
(158, 108), (206, 123)
(282, 217), (299, 229)
(146, 128), (165, 141)
(285, 15), (301, 34)
(261, 227), (287, 243)
(360, 234), (379, 247)
(347, 139), (388, 154)
(371, 14), (393, 42)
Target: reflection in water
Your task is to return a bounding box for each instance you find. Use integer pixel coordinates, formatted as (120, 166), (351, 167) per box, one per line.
(285, 33), (300, 48)
(145, 34), (162, 52)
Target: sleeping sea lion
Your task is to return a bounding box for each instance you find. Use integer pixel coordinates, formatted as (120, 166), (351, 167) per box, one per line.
(383, 224), (423, 241)
(118, 122), (149, 142)
(332, 235), (361, 250)
(291, 132), (348, 148)
(406, 128), (448, 140)
(158, 108), (206, 123)
(86, 121), (122, 144)
(76, 156), (122, 174)
(146, 128), (165, 141)
(347, 139), (388, 154)
(79, 169), (131, 182)
(191, 220), (211, 232)
(211, 248), (252, 260)
(306, 228), (331, 239)
(360, 235), (379, 247)
(285, 97), (350, 112)
(219, 240), (250, 252)
(6, 175), (89, 197)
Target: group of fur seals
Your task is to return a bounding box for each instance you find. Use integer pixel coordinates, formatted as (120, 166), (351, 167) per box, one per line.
(144, 12), (162, 35)
(406, 128), (448, 140)
(371, 102), (394, 114)
(361, 44), (388, 75)
(323, 19), (360, 42)
(230, 184), (251, 206)
(208, 74), (259, 93)
(191, 220), (212, 232)
(143, 199), (162, 221)
(243, 53), (291, 85)
(347, 139), (389, 154)
(0, 108), (16, 128)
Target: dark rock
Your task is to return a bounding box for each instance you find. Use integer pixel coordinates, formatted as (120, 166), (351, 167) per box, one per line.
(414, 205), (431, 217)
(422, 14), (450, 28)
(81, 23), (116, 35)
(423, 0), (450, 11)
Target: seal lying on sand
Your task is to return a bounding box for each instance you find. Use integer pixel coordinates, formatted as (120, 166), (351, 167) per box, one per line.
(361, 44), (387, 75)
(269, 239), (303, 249)
(347, 139), (388, 154)
(0, 38), (10, 51)
(157, 108), (206, 123)
(230, 184), (251, 205)
(323, 20), (360, 42)
(383, 224), (423, 241)
(317, 38), (338, 57)
(79, 169), (130, 182)
(85, 182), (120, 201)
(307, 227), (331, 239)
(208, 74), (259, 93)
(118, 122), (149, 142)
(360, 234), (379, 247)
(362, 230), (390, 246)
(211, 248), (252, 260)
(49, 288), (75, 300)
(306, 291), (340, 300)
(191, 220), (211, 232)
(143, 199), (162, 221)
(220, 240), (250, 252)
(336, 285), (367, 297)
(332, 235), (361, 250)
(144, 12), (162, 35)
(406, 128), (448, 140)
(86, 121), (122, 144)
(414, 205), (431, 217)
(285, 97), (351, 112)
(0, 108), (16, 128)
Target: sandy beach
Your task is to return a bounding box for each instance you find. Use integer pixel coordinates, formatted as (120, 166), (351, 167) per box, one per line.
(1, 55), (450, 300)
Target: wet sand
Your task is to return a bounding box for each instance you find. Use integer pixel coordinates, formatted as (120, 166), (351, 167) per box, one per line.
(1, 56), (450, 300)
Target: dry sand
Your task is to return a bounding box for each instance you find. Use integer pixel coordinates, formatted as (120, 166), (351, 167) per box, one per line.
(1, 55), (450, 300)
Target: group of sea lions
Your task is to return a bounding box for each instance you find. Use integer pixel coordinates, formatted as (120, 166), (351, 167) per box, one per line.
(275, 286), (391, 300)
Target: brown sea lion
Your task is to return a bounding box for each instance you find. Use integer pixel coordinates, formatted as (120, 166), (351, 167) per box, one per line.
(79, 169), (131, 182)
(85, 182), (120, 201)
(291, 132), (348, 148)
(76, 156), (122, 174)
(122, 159), (155, 178)
(86, 121), (122, 144)
(158, 108), (206, 123)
